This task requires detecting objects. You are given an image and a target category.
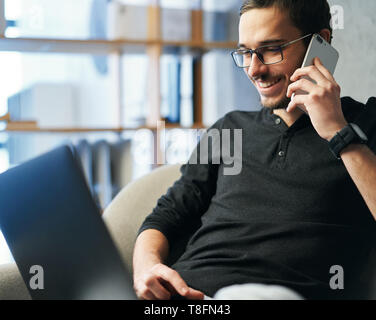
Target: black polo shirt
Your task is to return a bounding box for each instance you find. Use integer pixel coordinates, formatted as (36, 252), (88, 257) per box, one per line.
(139, 96), (376, 299)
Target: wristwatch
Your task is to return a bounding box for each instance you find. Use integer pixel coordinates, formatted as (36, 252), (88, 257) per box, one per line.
(328, 123), (368, 160)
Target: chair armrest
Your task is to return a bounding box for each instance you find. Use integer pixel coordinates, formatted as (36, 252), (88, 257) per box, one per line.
(0, 263), (31, 300)
(103, 164), (182, 273)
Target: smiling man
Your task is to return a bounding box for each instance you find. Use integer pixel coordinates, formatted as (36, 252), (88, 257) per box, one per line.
(133, 0), (376, 300)
(237, 4), (307, 111)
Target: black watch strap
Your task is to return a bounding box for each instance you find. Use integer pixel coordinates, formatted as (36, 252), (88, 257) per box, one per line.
(328, 123), (368, 160)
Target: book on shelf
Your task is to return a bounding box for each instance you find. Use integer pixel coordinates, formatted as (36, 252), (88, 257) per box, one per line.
(122, 55), (148, 127)
(204, 11), (229, 42)
(75, 138), (133, 209)
(161, 54), (180, 124)
(180, 54), (194, 128)
(161, 8), (191, 41)
(7, 83), (77, 128)
(89, 0), (109, 75)
(167, 55), (181, 124)
(107, 2), (148, 40)
(0, 1), (5, 36)
(160, 54), (195, 127)
(203, 9), (239, 42)
(13, 0), (90, 39)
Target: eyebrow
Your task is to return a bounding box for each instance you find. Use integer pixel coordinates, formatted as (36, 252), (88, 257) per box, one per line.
(238, 38), (287, 49)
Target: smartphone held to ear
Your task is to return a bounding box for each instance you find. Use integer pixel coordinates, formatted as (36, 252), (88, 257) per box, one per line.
(302, 33), (339, 74)
(291, 33), (339, 113)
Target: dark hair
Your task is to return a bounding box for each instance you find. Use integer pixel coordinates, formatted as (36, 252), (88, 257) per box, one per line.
(240, 0), (333, 44)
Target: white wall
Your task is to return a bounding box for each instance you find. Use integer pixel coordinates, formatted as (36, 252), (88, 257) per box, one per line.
(328, 0), (376, 103)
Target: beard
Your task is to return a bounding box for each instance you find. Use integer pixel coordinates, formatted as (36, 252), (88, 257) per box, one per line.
(261, 95), (291, 111)
(252, 73), (291, 111)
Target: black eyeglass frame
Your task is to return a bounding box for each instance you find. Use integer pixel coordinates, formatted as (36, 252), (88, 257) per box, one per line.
(231, 33), (313, 68)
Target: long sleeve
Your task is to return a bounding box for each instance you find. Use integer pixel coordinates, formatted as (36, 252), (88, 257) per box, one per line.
(354, 97), (376, 152)
(138, 116), (225, 243)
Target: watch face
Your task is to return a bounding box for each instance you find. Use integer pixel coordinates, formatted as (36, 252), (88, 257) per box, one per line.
(350, 123), (368, 141)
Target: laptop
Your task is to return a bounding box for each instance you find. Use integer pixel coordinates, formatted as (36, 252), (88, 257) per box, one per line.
(0, 144), (137, 300)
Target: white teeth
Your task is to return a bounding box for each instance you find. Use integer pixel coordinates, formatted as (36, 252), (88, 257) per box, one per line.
(258, 78), (281, 88)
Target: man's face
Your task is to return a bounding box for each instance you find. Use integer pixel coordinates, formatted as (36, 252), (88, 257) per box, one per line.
(239, 7), (307, 110)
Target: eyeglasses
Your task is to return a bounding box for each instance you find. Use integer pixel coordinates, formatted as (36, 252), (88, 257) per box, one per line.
(231, 34), (312, 68)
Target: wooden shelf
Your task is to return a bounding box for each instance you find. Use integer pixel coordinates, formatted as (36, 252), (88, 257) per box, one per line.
(161, 40), (237, 50)
(0, 36), (237, 54)
(2, 123), (207, 133)
(0, 36), (147, 54)
(0, 113), (10, 122)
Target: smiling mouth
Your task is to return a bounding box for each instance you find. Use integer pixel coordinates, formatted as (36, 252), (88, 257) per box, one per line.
(256, 77), (283, 89)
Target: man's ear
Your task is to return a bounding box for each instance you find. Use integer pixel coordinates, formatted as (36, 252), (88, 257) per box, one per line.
(319, 29), (332, 44)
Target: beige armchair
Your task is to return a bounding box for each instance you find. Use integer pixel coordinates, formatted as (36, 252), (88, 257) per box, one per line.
(0, 164), (182, 300)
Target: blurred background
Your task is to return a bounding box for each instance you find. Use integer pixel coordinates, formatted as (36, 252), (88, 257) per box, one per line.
(0, 0), (375, 264)
(0, 0), (258, 264)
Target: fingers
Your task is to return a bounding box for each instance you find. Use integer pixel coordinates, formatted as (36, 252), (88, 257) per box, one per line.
(136, 277), (171, 300)
(291, 58), (331, 86)
(146, 277), (172, 300)
(185, 287), (205, 300)
(134, 263), (176, 300)
(286, 93), (307, 113)
(288, 58), (340, 106)
(159, 278), (179, 296)
(152, 264), (204, 299)
(291, 65), (325, 85)
(152, 264), (190, 296)
(138, 285), (159, 300)
(134, 263), (204, 300)
(314, 57), (335, 82)
(287, 77), (316, 98)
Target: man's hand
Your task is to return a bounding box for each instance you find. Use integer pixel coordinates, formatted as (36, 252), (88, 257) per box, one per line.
(133, 263), (204, 300)
(286, 57), (348, 141)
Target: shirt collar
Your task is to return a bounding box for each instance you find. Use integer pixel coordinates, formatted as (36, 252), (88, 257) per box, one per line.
(260, 106), (311, 133)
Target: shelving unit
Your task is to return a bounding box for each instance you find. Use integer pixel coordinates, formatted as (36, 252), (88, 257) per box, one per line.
(0, 1), (238, 135)
(0, 36), (236, 55)
(4, 122), (207, 133)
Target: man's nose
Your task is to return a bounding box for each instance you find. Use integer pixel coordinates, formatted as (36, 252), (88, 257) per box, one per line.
(247, 53), (267, 79)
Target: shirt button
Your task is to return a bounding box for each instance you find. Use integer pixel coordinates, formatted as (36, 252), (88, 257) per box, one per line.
(278, 151), (285, 157)
(275, 118), (281, 125)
